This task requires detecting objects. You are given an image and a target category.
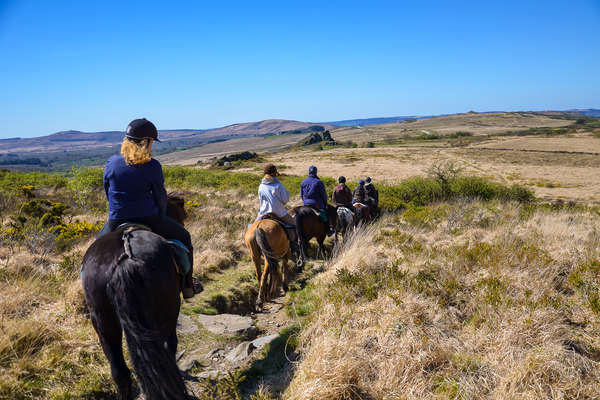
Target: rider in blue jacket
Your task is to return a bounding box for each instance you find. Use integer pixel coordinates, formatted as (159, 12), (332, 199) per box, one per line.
(301, 166), (328, 209)
(300, 166), (333, 235)
(96, 118), (198, 298)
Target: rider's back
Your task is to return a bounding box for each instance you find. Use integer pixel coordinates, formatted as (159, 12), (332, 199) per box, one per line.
(301, 175), (326, 208)
(104, 155), (165, 220)
(257, 175), (289, 218)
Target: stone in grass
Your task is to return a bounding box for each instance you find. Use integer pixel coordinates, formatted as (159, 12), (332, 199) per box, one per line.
(225, 341), (256, 363)
(176, 314), (198, 335)
(178, 349), (211, 372)
(198, 369), (221, 380)
(223, 334), (281, 365)
(197, 314), (256, 337)
(251, 334), (280, 350)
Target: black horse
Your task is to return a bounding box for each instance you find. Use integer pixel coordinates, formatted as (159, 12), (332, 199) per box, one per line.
(81, 195), (191, 400)
(294, 204), (337, 265)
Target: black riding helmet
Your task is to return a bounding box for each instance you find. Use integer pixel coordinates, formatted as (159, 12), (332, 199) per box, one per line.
(126, 118), (161, 142)
(338, 176), (346, 183)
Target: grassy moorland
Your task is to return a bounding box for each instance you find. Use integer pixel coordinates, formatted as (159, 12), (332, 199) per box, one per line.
(285, 201), (600, 399)
(1, 163), (599, 399)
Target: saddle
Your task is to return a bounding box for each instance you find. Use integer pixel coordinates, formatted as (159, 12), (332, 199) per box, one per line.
(259, 213), (298, 248)
(260, 213), (295, 230)
(115, 223), (192, 276)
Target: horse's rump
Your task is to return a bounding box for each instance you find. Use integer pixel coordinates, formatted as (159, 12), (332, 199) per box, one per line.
(82, 229), (187, 399)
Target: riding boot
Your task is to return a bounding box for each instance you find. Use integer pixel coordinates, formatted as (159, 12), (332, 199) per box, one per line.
(182, 253), (200, 299)
(285, 227), (300, 258)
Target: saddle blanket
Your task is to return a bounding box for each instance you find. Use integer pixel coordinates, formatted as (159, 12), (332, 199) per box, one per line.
(115, 223), (191, 276)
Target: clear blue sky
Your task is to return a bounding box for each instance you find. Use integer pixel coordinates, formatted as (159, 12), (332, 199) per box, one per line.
(1, 0), (599, 138)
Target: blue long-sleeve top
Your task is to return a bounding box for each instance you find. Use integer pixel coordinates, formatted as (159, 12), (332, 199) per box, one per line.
(300, 174), (328, 209)
(103, 155), (167, 220)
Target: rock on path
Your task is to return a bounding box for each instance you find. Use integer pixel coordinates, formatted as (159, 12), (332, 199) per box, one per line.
(177, 314), (198, 335)
(197, 313), (256, 337)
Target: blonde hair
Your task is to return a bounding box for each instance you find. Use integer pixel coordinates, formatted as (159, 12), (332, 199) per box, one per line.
(120, 138), (152, 165)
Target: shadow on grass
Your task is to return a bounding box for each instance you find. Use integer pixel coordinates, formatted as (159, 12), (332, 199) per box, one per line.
(239, 325), (300, 398)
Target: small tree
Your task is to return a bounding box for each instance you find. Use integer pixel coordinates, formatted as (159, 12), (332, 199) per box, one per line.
(68, 167), (103, 209)
(427, 160), (462, 193)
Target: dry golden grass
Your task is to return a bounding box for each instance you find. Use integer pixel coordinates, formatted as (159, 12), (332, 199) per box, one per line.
(285, 203), (600, 400)
(157, 112), (575, 166)
(470, 134), (600, 153)
(331, 112), (574, 143)
(260, 139), (600, 204)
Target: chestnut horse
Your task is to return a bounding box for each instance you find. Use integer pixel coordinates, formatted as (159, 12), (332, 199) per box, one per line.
(81, 195), (192, 400)
(244, 219), (292, 309)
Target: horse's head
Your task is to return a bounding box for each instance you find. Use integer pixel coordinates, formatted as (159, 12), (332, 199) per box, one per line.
(166, 192), (187, 226)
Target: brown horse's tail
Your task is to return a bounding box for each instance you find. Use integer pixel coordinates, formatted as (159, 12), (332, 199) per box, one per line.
(107, 248), (189, 400)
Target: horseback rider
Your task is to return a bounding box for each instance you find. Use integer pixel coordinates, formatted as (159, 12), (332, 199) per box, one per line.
(301, 165), (334, 235)
(332, 176), (353, 209)
(256, 164), (299, 253)
(352, 179), (367, 206)
(364, 176), (379, 208)
(96, 118), (198, 299)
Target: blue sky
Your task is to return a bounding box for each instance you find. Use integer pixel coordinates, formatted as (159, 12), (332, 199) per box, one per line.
(0, 1), (599, 138)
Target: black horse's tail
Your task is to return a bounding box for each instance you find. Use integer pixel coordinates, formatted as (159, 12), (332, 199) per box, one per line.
(255, 227), (279, 264)
(107, 256), (188, 400)
(294, 208), (311, 264)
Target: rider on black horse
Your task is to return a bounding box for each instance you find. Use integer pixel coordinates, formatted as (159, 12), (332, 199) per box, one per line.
(365, 176), (379, 209)
(96, 118), (198, 299)
(256, 164), (300, 255)
(301, 165), (334, 236)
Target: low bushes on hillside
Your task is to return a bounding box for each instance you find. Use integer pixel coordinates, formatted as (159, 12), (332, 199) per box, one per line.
(379, 175), (534, 211)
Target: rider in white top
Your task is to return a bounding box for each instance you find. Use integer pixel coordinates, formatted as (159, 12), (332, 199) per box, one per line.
(256, 164), (295, 226)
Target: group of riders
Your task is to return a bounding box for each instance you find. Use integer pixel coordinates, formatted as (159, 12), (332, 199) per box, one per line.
(256, 163), (378, 247)
(97, 118), (379, 301)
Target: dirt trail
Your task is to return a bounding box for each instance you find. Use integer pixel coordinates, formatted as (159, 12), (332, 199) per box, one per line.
(175, 259), (322, 399)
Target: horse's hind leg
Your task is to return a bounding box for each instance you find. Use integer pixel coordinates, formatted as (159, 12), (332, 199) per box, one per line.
(317, 236), (327, 260)
(269, 259), (282, 299)
(256, 257), (271, 310)
(281, 255), (290, 292)
(90, 310), (133, 400)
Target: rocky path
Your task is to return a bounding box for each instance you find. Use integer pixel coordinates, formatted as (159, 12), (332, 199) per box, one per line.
(175, 276), (302, 399)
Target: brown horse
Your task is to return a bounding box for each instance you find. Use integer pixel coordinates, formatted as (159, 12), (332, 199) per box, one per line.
(244, 219), (292, 309)
(81, 195), (192, 400)
(294, 204), (338, 265)
(353, 202), (372, 226)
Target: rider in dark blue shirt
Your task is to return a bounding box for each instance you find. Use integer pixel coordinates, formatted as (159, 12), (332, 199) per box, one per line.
(97, 118), (197, 298)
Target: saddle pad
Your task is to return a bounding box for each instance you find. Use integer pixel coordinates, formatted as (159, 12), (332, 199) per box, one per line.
(167, 239), (191, 276)
(259, 213), (295, 230)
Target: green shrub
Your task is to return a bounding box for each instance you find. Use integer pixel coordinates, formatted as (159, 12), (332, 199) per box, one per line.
(68, 167), (104, 209)
(0, 170), (67, 193)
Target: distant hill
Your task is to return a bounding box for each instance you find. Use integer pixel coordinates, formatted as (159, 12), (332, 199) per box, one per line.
(327, 116), (425, 127)
(0, 119), (333, 155)
(567, 108), (600, 118)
